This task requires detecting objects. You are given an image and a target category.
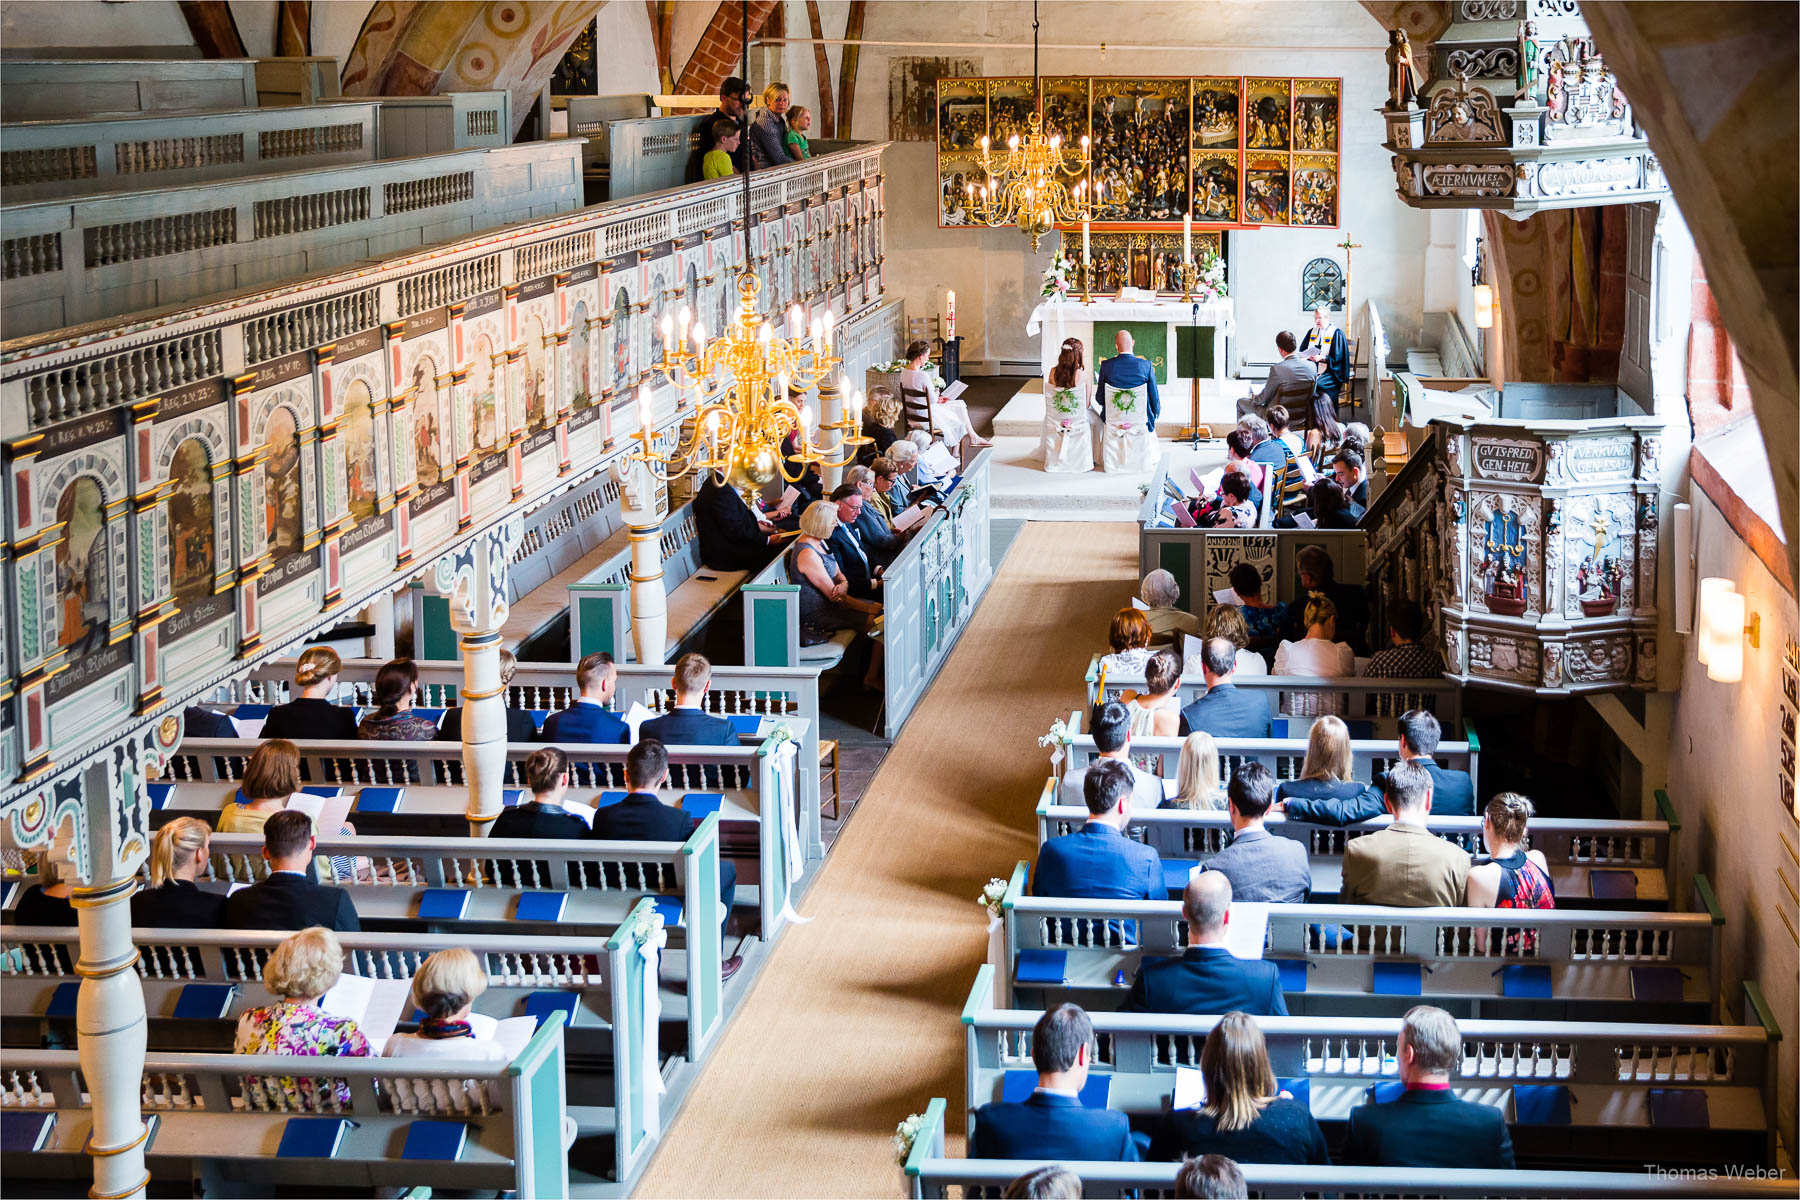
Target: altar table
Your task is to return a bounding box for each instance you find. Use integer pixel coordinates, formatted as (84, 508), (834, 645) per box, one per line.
(1026, 296), (1237, 426)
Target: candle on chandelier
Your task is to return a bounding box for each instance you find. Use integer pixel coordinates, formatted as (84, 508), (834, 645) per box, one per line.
(679, 306), (691, 336)
(853, 390), (865, 425)
(1183, 213), (1192, 266)
(636, 387), (652, 437)
(799, 404), (813, 439)
(661, 313), (673, 346)
(691, 322), (705, 352)
(823, 308), (835, 351)
(810, 314), (821, 345)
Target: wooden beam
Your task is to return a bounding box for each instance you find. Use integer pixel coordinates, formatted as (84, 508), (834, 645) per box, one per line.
(178, 0), (246, 59)
(835, 0), (866, 139)
(277, 0), (312, 57)
(804, 0), (835, 138)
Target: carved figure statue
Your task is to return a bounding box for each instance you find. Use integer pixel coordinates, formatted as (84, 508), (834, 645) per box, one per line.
(1386, 29), (1421, 111)
(1518, 20), (1540, 100)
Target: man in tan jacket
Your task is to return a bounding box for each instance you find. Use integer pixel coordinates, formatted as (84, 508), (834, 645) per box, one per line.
(1340, 760), (1470, 907)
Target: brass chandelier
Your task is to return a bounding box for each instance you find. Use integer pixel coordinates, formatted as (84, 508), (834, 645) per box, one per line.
(962, 0), (1094, 250)
(631, 0), (867, 499)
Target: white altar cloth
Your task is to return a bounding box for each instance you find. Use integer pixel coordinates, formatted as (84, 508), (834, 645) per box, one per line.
(1026, 297), (1236, 339)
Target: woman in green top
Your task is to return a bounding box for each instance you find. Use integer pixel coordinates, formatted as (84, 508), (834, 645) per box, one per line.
(703, 118), (740, 179)
(785, 105), (813, 159)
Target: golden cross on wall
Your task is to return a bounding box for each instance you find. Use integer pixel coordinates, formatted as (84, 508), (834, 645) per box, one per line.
(1335, 232), (1363, 315)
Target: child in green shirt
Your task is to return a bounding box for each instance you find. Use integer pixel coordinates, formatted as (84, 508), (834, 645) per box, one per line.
(703, 118), (740, 179)
(785, 105), (813, 159)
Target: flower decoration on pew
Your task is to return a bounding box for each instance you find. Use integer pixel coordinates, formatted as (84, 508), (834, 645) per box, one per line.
(892, 1111), (928, 1165)
(977, 877), (1009, 920)
(1038, 718), (1076, 767)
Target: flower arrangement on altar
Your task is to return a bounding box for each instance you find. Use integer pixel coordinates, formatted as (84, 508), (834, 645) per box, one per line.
(1040, 253), (1076, 299)
(978, 877), (1009, 920)
(1192, 245), (1229, 303)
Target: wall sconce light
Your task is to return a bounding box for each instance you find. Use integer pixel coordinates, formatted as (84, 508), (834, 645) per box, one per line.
(1698, 576), (1761, 683)
(1473, 283), (1495, 329)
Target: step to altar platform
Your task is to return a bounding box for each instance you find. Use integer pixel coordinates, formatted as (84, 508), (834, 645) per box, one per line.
(985, 430), (1227, 522)
(991, 377), (1247, 440)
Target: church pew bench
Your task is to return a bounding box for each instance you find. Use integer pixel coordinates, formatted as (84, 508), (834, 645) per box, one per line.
(0, 926), (635, 1062)
(902, 1098), (1794, 1200)
(996, 864), (1721, 1024)
(218, 658), (829, 862)
(0, 998), (577, 1195)
(1034, 783), (1679, 909)
(961, 965), (1782, 1173)
(159, 733), (814, 935)
(1083, 662), (1464, 736)
(562, 501), (752, 666)
(739, 544), (859, 671)
(180, 820), (729, 1059)
(1060, 722), (1478, 793)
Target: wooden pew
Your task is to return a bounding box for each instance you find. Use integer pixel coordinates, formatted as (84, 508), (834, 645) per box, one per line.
(1059, 721), (1479, 792)
(995, 864), (1722, 1023)
(1, 988), (574, 1195)
(1034, 783), (1681, 909)
(739, 544), (860, 672)
(961, 965), (1782, 1173)
(1084, 662), (1464, 737)
(902, 1099), (1794, 1199)
(218, 657), (830, 862)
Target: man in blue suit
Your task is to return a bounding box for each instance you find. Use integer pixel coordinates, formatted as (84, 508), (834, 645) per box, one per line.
(539, 652), (629, 744)
(826, 484), (881, 600)
(1178, 638), (1273, 740)
(1345, 1005), (1514, 1168)
(1034, 759), (1163, 901)
(1097, 329), (1162, 430)
(1120, 872), (1288, 1016)
(639, 653), (738, 746)
(1277, 709), (1475, 825)
(970, 1003), (1139, 1162)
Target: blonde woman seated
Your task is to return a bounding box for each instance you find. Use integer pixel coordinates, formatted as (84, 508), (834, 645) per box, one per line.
(131, 817), (226, 928)
(234, 926), (371, 1107)
(1042, 337), (1095, 473)
(789, 500), (884, 687)
(1170, 731), (1227, 810)
(1120, 649), (1182, 740)
(1271, 716), (1363, 814)
(1272, 594), (1355, 716)
(1197, 604), (1268, 677)
(1151, 1011), (1330, 1164)
(385, 948), (508, 1063)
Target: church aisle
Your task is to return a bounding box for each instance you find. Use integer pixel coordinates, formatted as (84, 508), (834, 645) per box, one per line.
(636, 522), (1140, 1198)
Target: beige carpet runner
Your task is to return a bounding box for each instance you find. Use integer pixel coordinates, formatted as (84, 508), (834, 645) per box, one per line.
(636, 522), (1139, 1198)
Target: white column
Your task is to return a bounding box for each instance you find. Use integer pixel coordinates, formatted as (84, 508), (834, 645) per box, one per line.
(617, 457), (668, 667)
(363, 589), (396, 660)
(72, 875), (148, 1200)
(817, 376), (847, 491)
(433, 521), (519, 836)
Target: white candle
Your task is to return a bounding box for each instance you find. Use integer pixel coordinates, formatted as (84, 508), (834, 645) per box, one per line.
(637, 387), (652, 436)
(946, 290), (956, 338)
(1082, 218), (1091, 265)
(1183, 213), (1192, 266)
(823, 308), (835, 351)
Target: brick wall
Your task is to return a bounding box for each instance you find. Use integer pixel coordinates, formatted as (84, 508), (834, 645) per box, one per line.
(1686, 252), (1754, 437)
(675, 1), (779, 97)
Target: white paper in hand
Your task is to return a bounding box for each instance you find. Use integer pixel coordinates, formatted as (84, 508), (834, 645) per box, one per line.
(919, 442), (957, 475)
(1212, 588), (1238, 606)
(322, 974), (412, 1054)
(1182, 633), (1204, 666)
(1294, 455), (1318, 484)
(940, 379), (969, 402)
(1174, 1065), (1208, 1110)
(1172, 502), (1197, 528)
(1130, 596), (1150, 611)
(1222, 901), (1271, 961)
(893, 503), (931, 532)
(1292, 512), (1317, 529)
(777, 485), (800, 512)
(624, 701), (654, 744)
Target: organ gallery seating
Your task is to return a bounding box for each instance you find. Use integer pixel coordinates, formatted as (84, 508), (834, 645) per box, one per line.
(1034, 784), (1682, 907)
(997, 867), (1721, 1022)
(961, 965), (1783, 1172)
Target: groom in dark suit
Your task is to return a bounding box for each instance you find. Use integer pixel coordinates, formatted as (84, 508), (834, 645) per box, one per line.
(1096, 329), (1162, 430)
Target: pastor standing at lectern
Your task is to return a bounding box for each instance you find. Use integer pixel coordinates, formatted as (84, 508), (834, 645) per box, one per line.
(1096, 329), (1161, 429)
(1299, 304), (1349, 406)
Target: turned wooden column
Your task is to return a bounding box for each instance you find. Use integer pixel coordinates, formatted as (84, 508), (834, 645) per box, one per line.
(437, 521), (518, 837)
(817, 376), (847, 491)
(619, 457), (668, 668)
(72, 875), (148, 1200)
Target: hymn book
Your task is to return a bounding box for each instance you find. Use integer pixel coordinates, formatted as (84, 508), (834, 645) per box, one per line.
(893, 502), (932, 532)
(940, 379), (969, 402)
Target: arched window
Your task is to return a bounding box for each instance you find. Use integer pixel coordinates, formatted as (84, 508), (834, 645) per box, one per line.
(1301, 257), (1344, 312)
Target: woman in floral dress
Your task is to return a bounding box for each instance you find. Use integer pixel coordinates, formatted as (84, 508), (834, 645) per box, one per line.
(234, 926), (371, 1108)
(1041, 337), (1094, 473)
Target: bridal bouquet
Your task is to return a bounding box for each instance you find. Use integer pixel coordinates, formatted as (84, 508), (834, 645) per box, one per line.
(1192, 246), (1229, 304)
(1040, 254), (1076, 299)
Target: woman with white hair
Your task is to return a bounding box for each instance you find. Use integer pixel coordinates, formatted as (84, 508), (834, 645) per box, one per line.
(234, 926), (371, 1106)
(904, 428), (952, 499)
(1141, 568), (1200, 647)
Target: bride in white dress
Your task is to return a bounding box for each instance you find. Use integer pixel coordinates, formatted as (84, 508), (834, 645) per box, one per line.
(1101, 369), (1160, 473)
(1041, 337), (1094, 473)
(899, 340), (990, 448)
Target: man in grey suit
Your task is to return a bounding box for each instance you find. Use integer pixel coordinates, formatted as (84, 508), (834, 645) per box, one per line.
(1200, 762), (1311, 903)
(1238, 330), (1318, 419)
